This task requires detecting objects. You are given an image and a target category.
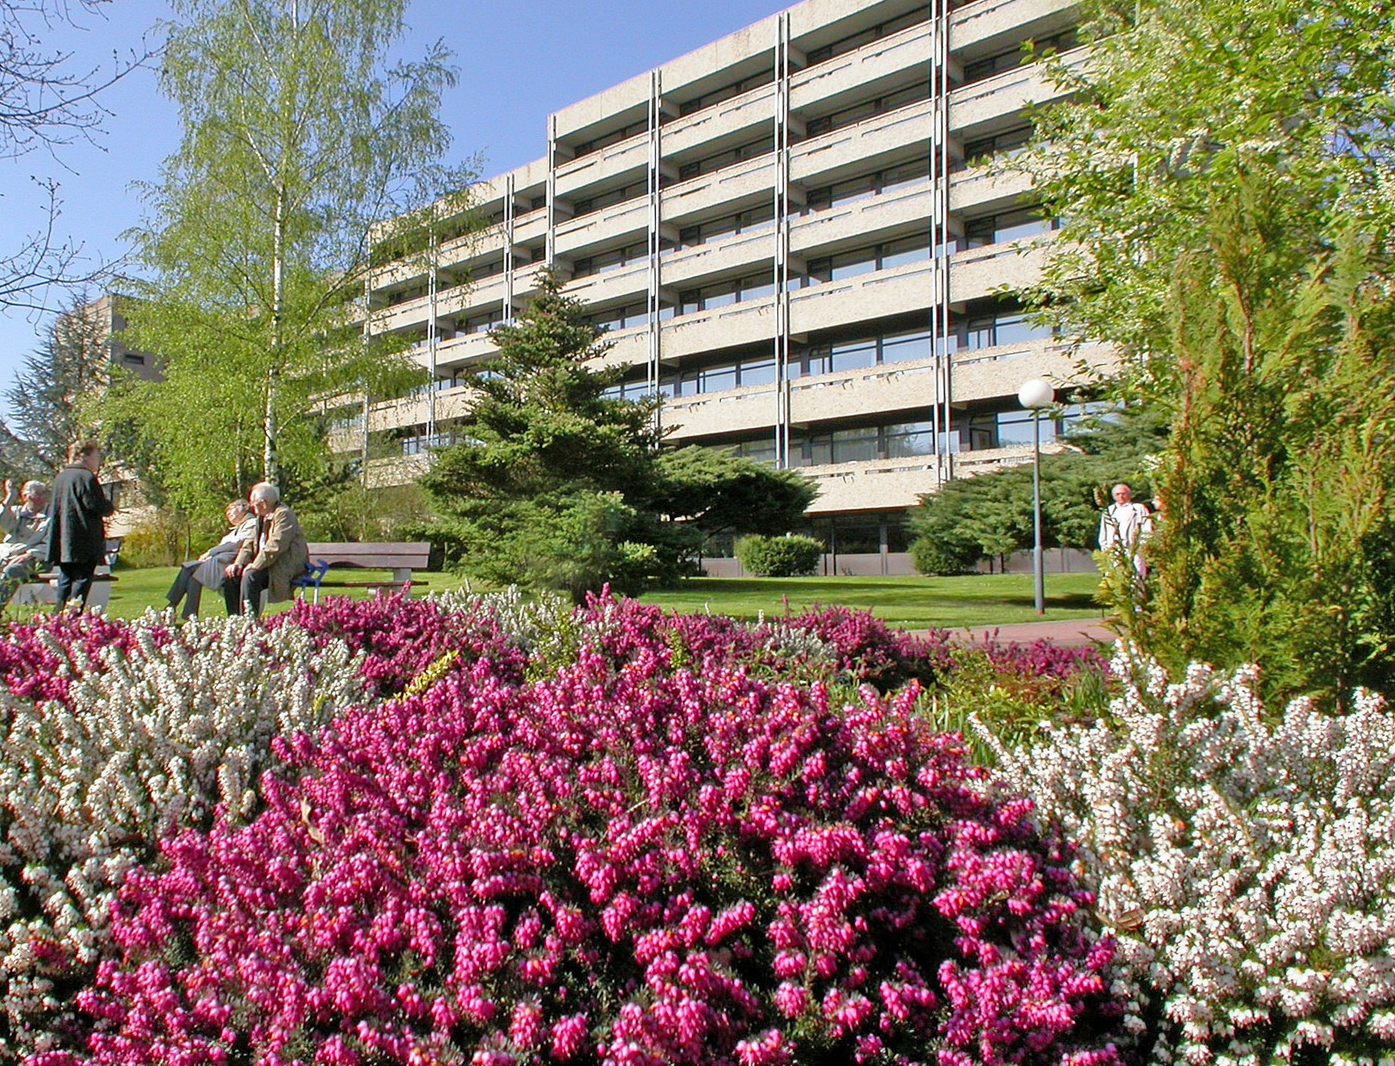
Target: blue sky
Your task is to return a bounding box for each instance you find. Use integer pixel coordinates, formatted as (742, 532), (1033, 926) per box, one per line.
(0, 0), (790, 415)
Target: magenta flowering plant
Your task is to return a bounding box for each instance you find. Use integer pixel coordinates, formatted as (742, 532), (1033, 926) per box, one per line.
(61, 625), (1125, 1066)
(269, 592), (530, 696)
(0, 611), (160, 705)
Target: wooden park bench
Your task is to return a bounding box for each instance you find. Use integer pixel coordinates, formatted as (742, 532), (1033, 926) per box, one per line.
(12, 540), (122, 610)
(296, 542), (432, 600)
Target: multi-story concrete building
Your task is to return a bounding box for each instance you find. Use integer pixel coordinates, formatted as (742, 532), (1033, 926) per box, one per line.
(344, 0), (1108, 574)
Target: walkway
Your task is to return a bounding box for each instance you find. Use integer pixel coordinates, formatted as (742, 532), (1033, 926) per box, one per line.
(951, 617), (1118, 648)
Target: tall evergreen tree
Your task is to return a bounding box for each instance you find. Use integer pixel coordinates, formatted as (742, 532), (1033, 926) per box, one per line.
(111, 0), (473, 512)
(422, 271), (816, 599)
(4, 290), (111, 475)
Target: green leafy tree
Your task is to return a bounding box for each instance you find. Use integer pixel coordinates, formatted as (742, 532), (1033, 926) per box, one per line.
(2, 289), (111, 475)
(1011, 0), (1395, 700)
(421, 271), (816, 599)
(1015, 0), (1395, 382)
(110, 0), (474, 514)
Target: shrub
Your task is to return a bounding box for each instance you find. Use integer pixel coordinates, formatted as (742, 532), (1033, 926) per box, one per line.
(0, 612), (367, 1063)
(983, 647), (1395, 1066)
(736, 534), (822, 578)
(64, 630), (1125, 1066)
(269, 590), (531, 697)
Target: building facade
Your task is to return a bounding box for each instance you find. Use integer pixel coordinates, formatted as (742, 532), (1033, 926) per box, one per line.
(341, 0), (1108, 575)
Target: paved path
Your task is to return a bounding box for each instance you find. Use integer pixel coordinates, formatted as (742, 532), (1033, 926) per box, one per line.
(950, 617), (1118, 648)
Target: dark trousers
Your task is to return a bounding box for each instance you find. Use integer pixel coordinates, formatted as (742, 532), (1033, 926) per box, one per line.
(54, 562), (96, 610)
(166, 561), (207, 618)
(222, 567), (270, 617)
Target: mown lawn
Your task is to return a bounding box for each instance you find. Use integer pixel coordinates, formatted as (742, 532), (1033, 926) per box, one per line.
(638, 573), (1104, 630)
(8, 567), (1105, 631)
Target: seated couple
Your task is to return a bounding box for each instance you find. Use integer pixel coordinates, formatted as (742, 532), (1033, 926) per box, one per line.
(167, 482), (309, 619)
(165, 499), (257, 618)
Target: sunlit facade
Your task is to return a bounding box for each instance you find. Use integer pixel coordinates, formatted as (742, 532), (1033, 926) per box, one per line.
(340, 0), (1107, 574)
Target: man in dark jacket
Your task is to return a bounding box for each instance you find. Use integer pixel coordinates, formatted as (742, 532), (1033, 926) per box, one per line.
(47, 440), (115, 611)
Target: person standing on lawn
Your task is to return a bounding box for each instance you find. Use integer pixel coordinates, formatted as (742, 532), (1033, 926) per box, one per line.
(47, 441), (116, 611)
(222, 482), (309, 618)
(1098, 482), (1153, 582)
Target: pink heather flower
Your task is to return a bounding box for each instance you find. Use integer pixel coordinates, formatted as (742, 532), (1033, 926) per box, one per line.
(51, 592), (1123, 1066)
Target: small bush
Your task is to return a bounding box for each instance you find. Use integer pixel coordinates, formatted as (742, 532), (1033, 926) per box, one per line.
(985, 647), (1395, 1066)
(736, 533), (822, 577)
(113, 510), (204, 568)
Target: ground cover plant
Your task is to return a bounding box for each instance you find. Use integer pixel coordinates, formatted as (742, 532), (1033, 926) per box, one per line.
(986, 647), (1395, 1065)
(0, 613), (367, 1061)
(0, 592), (1122, 1066)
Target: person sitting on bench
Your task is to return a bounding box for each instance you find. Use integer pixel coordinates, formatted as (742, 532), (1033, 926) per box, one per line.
(165, 499), (255, 619)
(222, 482), (309, 619)
(0, 479), (51, 608)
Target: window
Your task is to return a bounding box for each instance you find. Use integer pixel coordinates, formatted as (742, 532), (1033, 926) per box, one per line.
(961, 310), (1052, 350)
(805, 9), (929, 66)
(791, 419), (931, 467)
(676, 203), (774, 249)
(805, 80), (928, 139)
(792, 328), (933, 378)
(571, 179), (648, 218)
(573, 241), (648, 278)
(677, 271), (776, 315)
(572, 118), (648, 158)
(962, 208), (1054, 249)
(962, 28), (1080, 84)
(806, 234), (929, 285)
(963, 125), (1033, 164)
(678, 68), (775, 116)
(677, 136), (774, 181)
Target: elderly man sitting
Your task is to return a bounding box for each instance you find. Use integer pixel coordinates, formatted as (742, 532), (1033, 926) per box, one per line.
(0, 478), (52, 607)
(221, 482), (309, 619)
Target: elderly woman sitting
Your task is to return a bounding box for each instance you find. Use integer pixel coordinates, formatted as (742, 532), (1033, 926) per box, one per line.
(166, 499), (257, 619)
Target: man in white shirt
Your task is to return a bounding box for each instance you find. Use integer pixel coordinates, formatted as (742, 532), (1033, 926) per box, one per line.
(1098, 482), (1153, 580)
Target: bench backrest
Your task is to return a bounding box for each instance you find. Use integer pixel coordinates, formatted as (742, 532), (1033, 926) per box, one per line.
(305, 542), (431, 570)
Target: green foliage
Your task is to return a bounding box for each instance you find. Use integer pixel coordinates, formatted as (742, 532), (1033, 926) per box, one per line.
(735, 534), (823, 578)
(107, 0), (476, 513)
(421, 271), (816, 599)
(297, 481), (434, 543)
(908, 410), (1164, 573)
(1010, 0), (1395, 701)
(1015, 0), (1395, 380)
(3, 290), (113, 476)
(1141, 214), (1395, 703)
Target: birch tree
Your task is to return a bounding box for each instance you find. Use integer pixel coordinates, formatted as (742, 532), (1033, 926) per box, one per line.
(117, 0), (473, 507)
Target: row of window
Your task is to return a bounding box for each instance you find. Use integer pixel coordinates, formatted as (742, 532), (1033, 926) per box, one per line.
(569, 9), (934, 161)
(961, 29), (1078, 84)
(715, 403), (1094, 469)
(596, 312), (1049, 401)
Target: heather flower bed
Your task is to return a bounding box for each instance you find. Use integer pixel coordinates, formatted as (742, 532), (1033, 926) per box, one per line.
(54, 627), (1124, 1065)
(0, 594), (1121, 1066)
(985, 648), (1395, 1066)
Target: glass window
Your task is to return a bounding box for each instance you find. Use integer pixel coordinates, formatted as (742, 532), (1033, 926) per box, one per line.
(829, 250), (877, 281)
(832, 520), (881, 554)
(831, 427), (879, 463)
(885, 421), (932, 457)
(993, 313), (1051, 347)
(881, 330), (931, 363)
(740, 357), (776, 387)
(741, 276), (775, 301)
(829, 340), (877, 373)
(701, 366), (737, 393)
(879, 234), (930, 270)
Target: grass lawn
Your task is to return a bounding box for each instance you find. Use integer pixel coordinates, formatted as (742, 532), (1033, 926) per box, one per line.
(8, 567), (1105, 631)
(7, 565), (475, 622)
(637, 573), (1106, 631)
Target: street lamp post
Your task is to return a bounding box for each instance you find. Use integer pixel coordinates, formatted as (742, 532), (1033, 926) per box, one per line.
(1017, 377), (1054, 615)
